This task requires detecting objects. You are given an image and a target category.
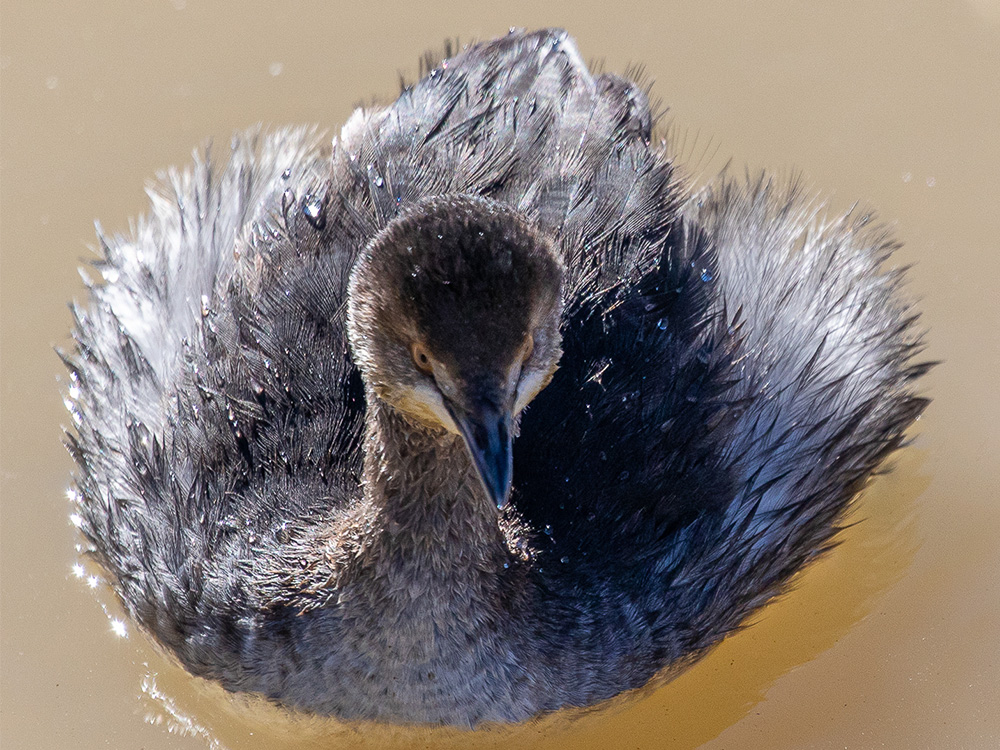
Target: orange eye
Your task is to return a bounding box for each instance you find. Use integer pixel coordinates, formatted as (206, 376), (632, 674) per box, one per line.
(411, 342), (434, 374)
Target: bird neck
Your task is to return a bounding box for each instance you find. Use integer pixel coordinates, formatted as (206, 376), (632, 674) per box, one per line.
(360, 394), (521, 596)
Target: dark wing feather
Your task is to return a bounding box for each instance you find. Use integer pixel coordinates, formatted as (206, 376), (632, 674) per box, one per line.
(513, 220), (736, 573)
(68, 127), (359, 649)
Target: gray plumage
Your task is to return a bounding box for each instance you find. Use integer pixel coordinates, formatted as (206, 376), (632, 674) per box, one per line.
(64, 29), (928, 726)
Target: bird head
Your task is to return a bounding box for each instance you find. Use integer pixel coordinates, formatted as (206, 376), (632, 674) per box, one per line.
(347, 194), (564, 508)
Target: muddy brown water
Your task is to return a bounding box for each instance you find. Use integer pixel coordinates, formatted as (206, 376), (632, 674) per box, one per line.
(2, 1), (998, 748)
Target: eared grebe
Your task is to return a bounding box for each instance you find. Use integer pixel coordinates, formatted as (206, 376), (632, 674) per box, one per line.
(65, 29), (928, 726)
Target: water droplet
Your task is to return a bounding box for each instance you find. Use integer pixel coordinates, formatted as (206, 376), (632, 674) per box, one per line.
(560, 556), (570, 564)
(656, 317), (669, 330)
(367, 163), (384, 188)
(599, 451), (607, 461)
(700, 268), (713, 282)
(543, 524), (553, 536)
(302, 192), (325, 230)
(280, 188), (295, 219)
(281, 167), (292, 180)
(618, 470), (630, 482)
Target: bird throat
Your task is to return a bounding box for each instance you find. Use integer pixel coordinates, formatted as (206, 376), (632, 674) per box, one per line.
(358, 395), (526, 618)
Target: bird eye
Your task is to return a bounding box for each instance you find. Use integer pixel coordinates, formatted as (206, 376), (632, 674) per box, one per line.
(411, 342), (434, 374)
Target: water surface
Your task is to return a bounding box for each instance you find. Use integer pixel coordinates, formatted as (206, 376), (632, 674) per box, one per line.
(2, 1), (997, 748)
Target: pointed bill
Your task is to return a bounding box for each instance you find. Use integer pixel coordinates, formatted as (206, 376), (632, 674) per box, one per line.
(447, 400), (514, 509)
